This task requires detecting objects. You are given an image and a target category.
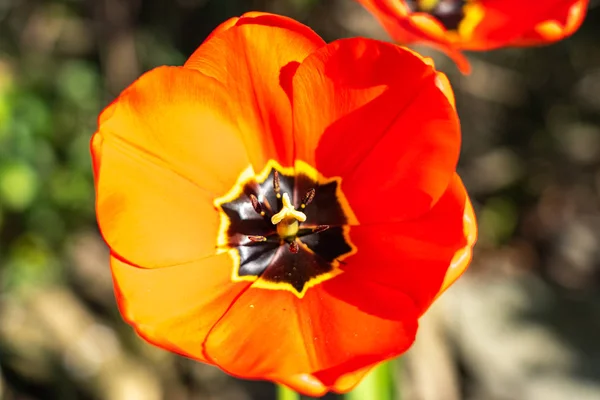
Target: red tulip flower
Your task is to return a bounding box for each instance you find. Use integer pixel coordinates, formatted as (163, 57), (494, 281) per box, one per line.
(357, 0), (589, 72)
(91, 12), (476, 396)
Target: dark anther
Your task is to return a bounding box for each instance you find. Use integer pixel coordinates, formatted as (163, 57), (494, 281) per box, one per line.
(289, 241), (299, 253)
(249, 194), (265, 216)
(248, 235), (267, 242)
(273, 171), (281, 197)
(312, 225), (330, 234)
(300, 188), (316, 208)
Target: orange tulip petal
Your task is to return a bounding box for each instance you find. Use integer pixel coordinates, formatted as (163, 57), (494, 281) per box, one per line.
(407, 13), (454, 43)
(406, 14), (473, 73)
(342, 174), (475, 315)
(435, 71), (456, 110)
(203, 277), (418, 396)
(291, 38), (459, 223)
(94, 135), (220, 267)
(184, 12), (325, 169)
(93, 67), (254, 267)
(111, 253), (251, 362)
(562, 0), (589, 37)
(94, 66), (252, 195)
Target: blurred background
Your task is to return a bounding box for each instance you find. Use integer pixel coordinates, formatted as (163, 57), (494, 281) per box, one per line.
(1, 0), (600, 399)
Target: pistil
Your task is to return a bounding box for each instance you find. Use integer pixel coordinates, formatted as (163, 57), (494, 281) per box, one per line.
(271, 192), (306, 239)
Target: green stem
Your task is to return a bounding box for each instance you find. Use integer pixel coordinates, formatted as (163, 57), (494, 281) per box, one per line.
(346, 360), (397, 400)
(278, 384), (301, 400)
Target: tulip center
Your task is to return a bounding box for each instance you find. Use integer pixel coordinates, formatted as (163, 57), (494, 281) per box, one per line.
(214, 160), (357, 298)
(406, 0), (466, 30)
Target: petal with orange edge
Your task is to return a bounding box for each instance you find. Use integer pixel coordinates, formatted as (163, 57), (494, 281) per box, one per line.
(356, 0), (471, 72)
(329, 364), (374, 394)
(438, 184), (477, 296)
(356, 0), (412, 42)
(435, 71), (456, 110)
(93, 66), (252, 267)
(184, 12), (325, 168)
(291, 38), (460, 223)
(111, 253), (251, 362)
(203, 277), (418, 396)
(510, 0), (589, 46)
(356, 0), (589, 74)
(341, 174), (476, 315)
(462, 0), (589, 49)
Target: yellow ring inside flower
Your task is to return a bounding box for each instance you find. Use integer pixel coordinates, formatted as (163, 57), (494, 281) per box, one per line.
(214, 159), (358, 298)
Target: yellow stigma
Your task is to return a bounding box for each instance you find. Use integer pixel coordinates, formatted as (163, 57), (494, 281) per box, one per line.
(271, 193), (306, 224)
(271, 193), (306, 238)
(418, 0), (439, 12)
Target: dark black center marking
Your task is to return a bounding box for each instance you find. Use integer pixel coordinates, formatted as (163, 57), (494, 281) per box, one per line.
(406, 0), (467, 30)
(215, 162), (356, 297)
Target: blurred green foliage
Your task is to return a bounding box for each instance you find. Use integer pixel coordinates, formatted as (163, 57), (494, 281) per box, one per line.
(0, 53), (97, 292)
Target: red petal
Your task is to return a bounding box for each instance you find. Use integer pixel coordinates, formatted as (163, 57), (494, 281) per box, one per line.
(357, 0), (589, 73)
(356, 0), (470, 71)
(203, 277), (418, 396)
(508, 0), (589, 46)
(291, 38), (460, 223)
(462, 0), (589, 49)
(342, 174), (476, 314)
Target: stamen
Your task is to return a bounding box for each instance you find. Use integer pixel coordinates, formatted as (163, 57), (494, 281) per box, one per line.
(271, 193), (306, 225)
(262, 197), (274, 214)
(300, 188), (315, 209)
(248, 235), (267, 242)
(249, 194), (265, 216)
(273, 171), (281, 199)
(289, 241), (299, 254)
(312, 225), (330, 234)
